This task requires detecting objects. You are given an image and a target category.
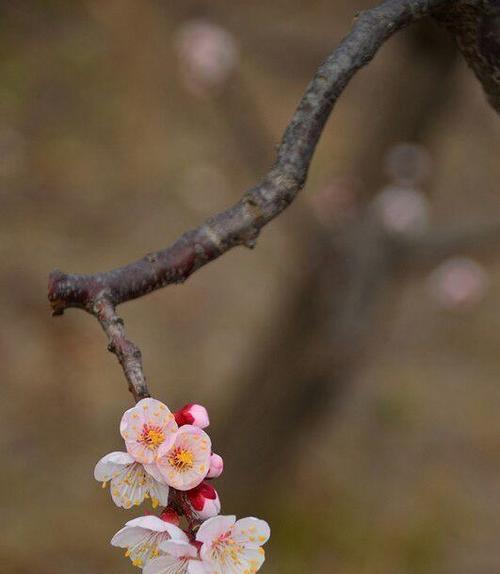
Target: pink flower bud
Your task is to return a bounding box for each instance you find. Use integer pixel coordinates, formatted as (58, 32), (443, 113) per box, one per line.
(207, 453), (224, 478)
(174, 403), (210, 429)
(186, 482), (221, 520)
(160, 508), (181, 526)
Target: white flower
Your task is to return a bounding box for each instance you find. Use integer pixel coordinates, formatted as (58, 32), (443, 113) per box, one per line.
(144, 540), (206, 574)
(111, 515), (188, 569)
(120, 398), (178, 464)
(157, 425), (211, 491)
(94, 451), (169, 509)
(196, 515), (270, 574)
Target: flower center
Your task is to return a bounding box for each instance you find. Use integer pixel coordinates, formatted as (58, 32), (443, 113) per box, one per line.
(140, 424), (165, 450)
(168, 447), (194, 471)
(211, 534), (244, 567)
(125, 532), (164, 568)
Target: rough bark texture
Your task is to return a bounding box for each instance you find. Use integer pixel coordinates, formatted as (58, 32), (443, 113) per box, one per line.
(435, 0), (500, 112)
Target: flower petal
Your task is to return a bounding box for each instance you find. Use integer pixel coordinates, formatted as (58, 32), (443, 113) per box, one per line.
(144, 462), (168, 484)
(147, 475), (170, 508)
(125, 515), (172, 532)
(143, 555), (187, 574)
(157, 426), (211, 491)
(232, 518), (270, 546)
(111, 526), (147, 548)
(196, 515), (236, 543)
(158, 540), (198, 559)
(187, 561), (210, 574)
(109, 462), (148, 508)
(94, 451), (134, 482)
(121, 398), (178, 464)
(239, 546), (266, 573)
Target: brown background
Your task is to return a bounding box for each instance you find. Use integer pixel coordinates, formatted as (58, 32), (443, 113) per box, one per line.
(1, 1), (500, 573)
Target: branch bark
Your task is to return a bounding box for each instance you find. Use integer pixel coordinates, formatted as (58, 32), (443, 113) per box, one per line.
(47, 0), (497, 400)
(434, 0), (500, 112)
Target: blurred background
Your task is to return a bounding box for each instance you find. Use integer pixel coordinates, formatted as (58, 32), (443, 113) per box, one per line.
(1, 1), (500, 573)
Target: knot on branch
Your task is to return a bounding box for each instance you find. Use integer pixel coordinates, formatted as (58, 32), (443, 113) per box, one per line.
(48, 270), (79, 315)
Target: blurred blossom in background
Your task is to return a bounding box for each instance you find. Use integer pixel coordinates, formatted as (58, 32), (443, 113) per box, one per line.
(372, 185), (430, 236)
(1, 3), (500, 574)
(310, 177), (361, 226)
(426, 257), (490, 310)
(174, 19), (239, 96)
(383, 142), (433, 186)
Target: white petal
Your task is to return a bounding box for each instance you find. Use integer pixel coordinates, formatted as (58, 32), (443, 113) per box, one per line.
(120, 404), (145, 437)
(239, 547), (266, 573)
(187, 561), (210, 574)
(109, 462), (148, 508)
(125, 515), (170, 532)
(144, 462), (168, 484)
(94, 451), (133, 481)
(146, 475), (170, 508)
(140, 398), (178, 434)
(126, 440), (156, 465)
(232, 518), (270, 546)
(144, 555), (187, 574)
(158, 540), (198, 559)
(111, 526), (147, 548)
(196, 515), (236, 543)
(124, 517), (189, 541)
(163, 523), (190, 542)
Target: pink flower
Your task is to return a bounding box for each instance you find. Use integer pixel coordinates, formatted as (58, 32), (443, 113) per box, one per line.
(174, 404), (210, 429)
(94, 451), (169, 509)
(120, 398), (178, 464)
(207, 453), (223, 478)
(186, 482), (221, 520)
(196, 515), (270, 574)
(111, 515), (188, 568)
(156, 425), (212, 491)
(144, 540), (206, 574)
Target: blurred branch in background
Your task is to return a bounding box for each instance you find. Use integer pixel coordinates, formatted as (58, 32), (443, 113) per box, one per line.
(0, 0), (496, 572)
(48, 0), (500, 405)
(216, 13), (499, 508)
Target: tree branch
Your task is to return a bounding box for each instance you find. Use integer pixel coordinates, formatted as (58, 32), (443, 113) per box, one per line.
(93, 298), (150, 401)
(47, 0), (494, 400)
(434, 0), (500, 112)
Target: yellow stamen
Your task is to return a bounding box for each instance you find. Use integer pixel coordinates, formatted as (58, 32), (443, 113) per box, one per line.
(139, 424), (165, 450)
(168, 448), (194, 471)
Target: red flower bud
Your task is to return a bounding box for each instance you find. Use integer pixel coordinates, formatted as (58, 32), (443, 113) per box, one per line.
(160, 508), (181, 526)
(174, 404), (210, 429)
(186, 481), (220, 520)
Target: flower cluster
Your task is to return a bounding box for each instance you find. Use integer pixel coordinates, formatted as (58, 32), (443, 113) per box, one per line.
(95, 398), (270, 573)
